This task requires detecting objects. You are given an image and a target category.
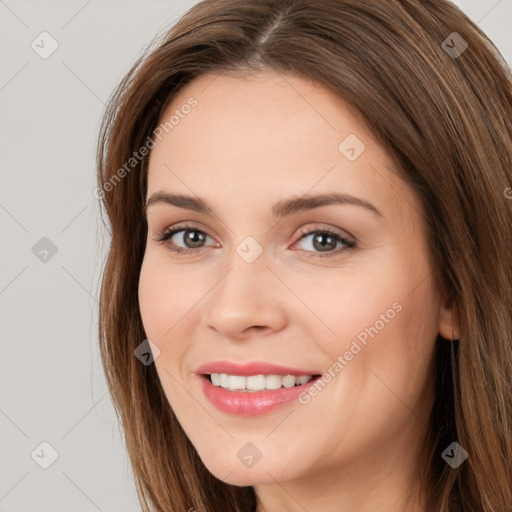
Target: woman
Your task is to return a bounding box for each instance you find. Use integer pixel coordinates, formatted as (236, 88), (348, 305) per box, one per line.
(96, 0), (512, 510)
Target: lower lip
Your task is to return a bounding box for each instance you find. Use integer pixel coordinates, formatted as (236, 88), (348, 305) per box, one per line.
(199, 375), (320, 416)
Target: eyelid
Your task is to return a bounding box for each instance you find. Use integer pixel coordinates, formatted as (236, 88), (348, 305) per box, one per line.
(295, 223), (356, 243)
(152, 220), (212, 240)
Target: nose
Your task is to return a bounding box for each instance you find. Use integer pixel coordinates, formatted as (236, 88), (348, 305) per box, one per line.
(203, 254), (287, 341)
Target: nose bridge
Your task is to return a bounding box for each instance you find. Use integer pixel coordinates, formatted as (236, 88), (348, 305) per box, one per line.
(204, 243), (284, 336)
(215, 231), (268, 296)
(213, 245), (268, 309)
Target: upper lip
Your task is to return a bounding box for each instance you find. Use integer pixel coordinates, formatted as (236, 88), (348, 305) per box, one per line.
(195, 360), (320, 377)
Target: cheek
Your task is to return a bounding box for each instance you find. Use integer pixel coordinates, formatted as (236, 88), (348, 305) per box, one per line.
(281, 265), (402, 346)
(138, 255), (199, 406)
(138, 251), (204, 341)
(329, 278), (438, 419)
(293, 258), (439, 388)
(138, 257), (166, 340)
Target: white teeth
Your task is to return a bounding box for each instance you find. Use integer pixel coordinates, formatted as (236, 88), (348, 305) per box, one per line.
(209, 373), (314, 392)
(246, 374), (266, 391)
(227, 375), (246, 390)
(282, 375), (296, 388)
(219, 373), (229, 388)
(297, 375), (311, 385)
(265, 375), (282, 390)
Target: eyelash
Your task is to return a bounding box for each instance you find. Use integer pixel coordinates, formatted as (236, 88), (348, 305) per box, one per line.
(152, 224), (356, 258)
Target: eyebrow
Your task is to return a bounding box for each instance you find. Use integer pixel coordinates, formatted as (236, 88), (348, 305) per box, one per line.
(144, 191), (383, 218)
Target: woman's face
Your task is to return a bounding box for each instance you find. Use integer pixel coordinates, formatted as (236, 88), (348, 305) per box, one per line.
(138, 71), (454, 491)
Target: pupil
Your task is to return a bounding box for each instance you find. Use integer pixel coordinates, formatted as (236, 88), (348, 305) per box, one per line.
(314, 233), (335, 252)
(185, 230), (204, 248)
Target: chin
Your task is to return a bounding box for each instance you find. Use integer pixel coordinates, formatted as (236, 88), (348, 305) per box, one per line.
(212, 468), (277, 487)
(199, 454), (301, 487)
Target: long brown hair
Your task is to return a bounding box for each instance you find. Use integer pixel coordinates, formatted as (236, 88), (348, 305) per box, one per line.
(96, 1), (512, 510)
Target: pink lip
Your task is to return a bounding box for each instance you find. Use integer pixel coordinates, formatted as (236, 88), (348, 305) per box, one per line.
(199, 376), (320, 415)
(195, 360), (321, 416)
(195, 360), (319, 377)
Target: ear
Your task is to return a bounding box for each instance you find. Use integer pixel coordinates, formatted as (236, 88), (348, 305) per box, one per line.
(438, 291), (460, 340)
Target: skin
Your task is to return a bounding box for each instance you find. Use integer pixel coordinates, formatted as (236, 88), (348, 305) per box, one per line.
(138, 70), (459, 512)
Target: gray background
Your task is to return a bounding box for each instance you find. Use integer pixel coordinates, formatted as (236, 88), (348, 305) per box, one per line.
(1, 1), (511, 510)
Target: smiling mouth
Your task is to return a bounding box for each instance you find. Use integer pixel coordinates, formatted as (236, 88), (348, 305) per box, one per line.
(204, 373), (322, 392)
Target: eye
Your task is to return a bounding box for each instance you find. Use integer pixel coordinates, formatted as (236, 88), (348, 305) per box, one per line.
(152, 225), (218, 255)
(292, 226), (356, 258)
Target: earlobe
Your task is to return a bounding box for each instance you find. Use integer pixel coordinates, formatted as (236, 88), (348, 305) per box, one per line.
(438, 295), (460, 340)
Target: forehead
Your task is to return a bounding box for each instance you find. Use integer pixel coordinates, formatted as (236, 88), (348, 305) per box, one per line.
(146, 71), (415, 222)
